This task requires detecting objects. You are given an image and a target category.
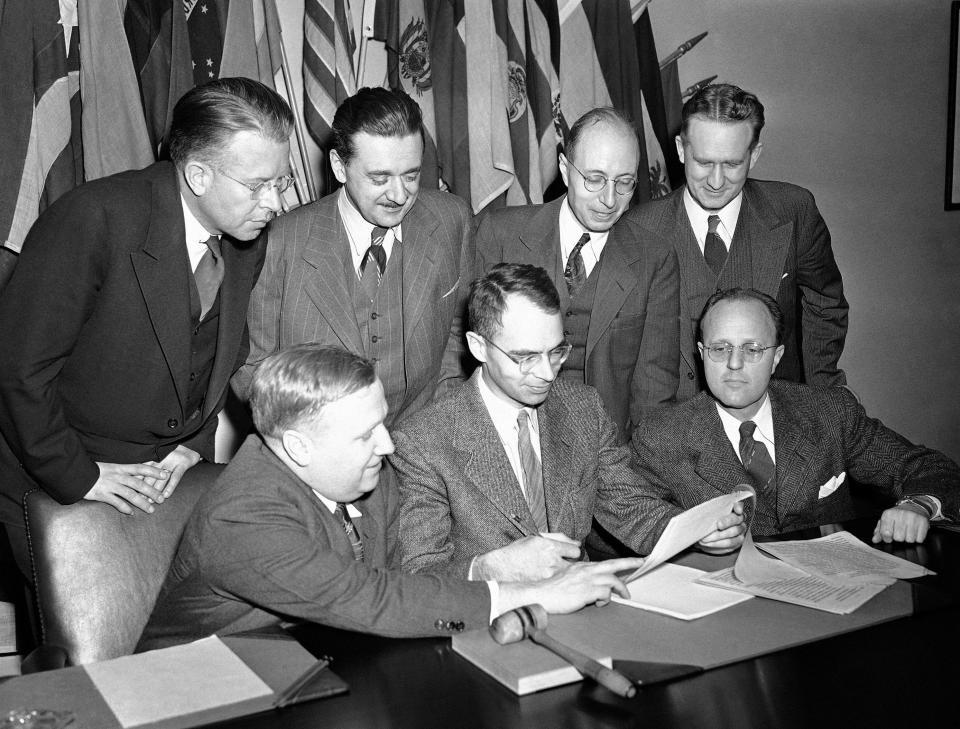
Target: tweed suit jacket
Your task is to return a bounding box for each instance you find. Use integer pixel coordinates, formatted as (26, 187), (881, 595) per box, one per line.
(138, 434), (490, 651)
(475, 198), (680, 440)
(0, 162), (262, 524)
(625, 179), (848, 401)
(631, 381), (960, 535)
(390, 371), (680, 578)
(233, 188), (474, 427)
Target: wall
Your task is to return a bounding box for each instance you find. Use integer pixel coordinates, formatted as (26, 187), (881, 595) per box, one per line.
(650, 0), (960, 460)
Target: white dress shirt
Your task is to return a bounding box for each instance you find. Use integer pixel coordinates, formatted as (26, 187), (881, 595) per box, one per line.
(683, 187), (742, 256)
(716, 394), (776, 466)
(180, 195), (218, 272)
(338, 188), (402, 277)
(558, 199), (609, 279)
(476, 369), (541, 497)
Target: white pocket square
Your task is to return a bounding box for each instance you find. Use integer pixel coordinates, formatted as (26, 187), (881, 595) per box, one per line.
(781, 272), (789, 280)
(818, 471), (846, 499)
(441, 277), (460, 298)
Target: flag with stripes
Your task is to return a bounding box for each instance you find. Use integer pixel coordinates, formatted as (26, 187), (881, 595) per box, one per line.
(303, 0), (357, 149)
(557, 0), (611, 144)
(524, 0), (562, 198)
(0, 0), (82, 253)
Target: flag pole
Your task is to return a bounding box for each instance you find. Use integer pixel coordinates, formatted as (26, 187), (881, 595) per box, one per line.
(659, 31), (708, 70)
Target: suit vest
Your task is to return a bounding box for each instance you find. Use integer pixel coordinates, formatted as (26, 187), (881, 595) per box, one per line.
(185, 276), (220, 433)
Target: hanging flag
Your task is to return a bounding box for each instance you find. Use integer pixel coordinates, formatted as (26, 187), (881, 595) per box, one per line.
(221, 0), (284, 87)
(184, 0), (227, 86)
(303, 0), (357, 149)
(124, 0), (194, 154)
(524, 0), (562, 197)
(0, 0), (83, 253)
(557, 0), (611, 146)
(428, 0), (470, 201)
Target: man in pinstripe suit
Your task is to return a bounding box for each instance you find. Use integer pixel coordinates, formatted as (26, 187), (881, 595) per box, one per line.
(234, 87), (473, 428)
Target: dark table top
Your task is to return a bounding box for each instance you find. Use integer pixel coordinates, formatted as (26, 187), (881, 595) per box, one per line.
(221, 519), (960, 729)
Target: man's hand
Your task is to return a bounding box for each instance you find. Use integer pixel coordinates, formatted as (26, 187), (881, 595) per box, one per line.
(473, 533), (581, 581)
(872, 505), (930, 544)
(697, 501), (747, 555)
(145, 445), (202, 499)
(85, 462), (170, 515)
(500, 557), (644, 615)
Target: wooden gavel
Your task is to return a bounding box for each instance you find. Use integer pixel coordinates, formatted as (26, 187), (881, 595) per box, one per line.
(490, 604), (636, 698)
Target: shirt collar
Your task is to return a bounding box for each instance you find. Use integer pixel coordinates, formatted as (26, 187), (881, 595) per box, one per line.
(312, 490), (363, 517)
(337, 187), (401, 261)
(558, 197), (609, 260)
(682, 186), (743, 245)
(180, 194), (216, 247)
(715, 392), (775, 447)
(476, 368), (540, 441)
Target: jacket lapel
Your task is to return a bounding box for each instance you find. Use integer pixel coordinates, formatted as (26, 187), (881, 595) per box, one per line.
(741, 181), (792, 297)
(399, 200), (440, 347)
(518, 199), (562, 264)
(769, 385), (819, 522)
(537, 391), (576, 534)
(691, 397), (750, 498)
(586, 224), (640, 357)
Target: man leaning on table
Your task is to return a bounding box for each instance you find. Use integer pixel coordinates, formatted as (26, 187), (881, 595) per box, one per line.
(631, 287), (960, 542)
(137, 345), (643, 651)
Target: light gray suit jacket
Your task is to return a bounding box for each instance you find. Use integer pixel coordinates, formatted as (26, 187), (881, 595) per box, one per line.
(233, 189), (474, 427)
(390, 371), (679, 578)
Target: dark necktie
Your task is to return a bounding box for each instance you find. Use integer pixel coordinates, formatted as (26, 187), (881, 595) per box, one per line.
(563, 232), (590, 298)
(704, 215), (727, 277)
(517, 409), (548, 532)
(739, 420), (776, 494)
(360, 226), (388, 299)
(194, 236), (224, 320)
(334, 503), (364, 562)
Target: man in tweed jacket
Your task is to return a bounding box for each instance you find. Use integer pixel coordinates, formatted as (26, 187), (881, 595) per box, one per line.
(233, 88), (472, 428)
(391, 264), (745, 581)
(632, 288), (959, 541)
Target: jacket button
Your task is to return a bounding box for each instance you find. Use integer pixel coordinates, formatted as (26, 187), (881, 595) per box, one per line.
(687, 372), (695, 380)
(167, 418), (178, 429)
(434, 619), (445, 630)
(371, 335), (379, 343)
(371, 312), (378, 320)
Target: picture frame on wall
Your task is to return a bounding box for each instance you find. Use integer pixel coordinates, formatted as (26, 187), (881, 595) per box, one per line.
(947, 1), (960, 209)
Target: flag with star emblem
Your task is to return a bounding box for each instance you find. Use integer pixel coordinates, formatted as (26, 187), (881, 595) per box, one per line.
(524, 0), (562, 198)
(0, 0), (83, 253)
(185, 0), (227, 86)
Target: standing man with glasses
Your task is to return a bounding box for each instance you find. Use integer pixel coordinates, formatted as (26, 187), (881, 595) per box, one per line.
(632, 288), (959, 539)
(0, 78), (293, 580)
(390, 264), (744, 581)
(476, 108), (679, 444)
(234, 87), (474, 429)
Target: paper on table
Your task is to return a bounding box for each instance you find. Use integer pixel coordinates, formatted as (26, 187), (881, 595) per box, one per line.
(755, 531), (933, 585)
(0, 601), (15, 654)
(612, 563), (753, 620)
(697, 566), (888, 615)
(624, 488), (754, 582)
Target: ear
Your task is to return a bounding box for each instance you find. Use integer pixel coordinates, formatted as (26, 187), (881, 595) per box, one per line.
(182, 160), (213, 197)
(558, 152), (570, 188)
(749, 141), (763, 169)
(771, 343), (785, 373)
(466, 331), (488, 364)
(675, 135), (685, 164)
(329, 148), (348, 184)
(280, 429), (311, 468)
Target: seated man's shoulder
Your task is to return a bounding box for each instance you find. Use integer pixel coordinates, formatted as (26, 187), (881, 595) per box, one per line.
(393, 381), (468, 440)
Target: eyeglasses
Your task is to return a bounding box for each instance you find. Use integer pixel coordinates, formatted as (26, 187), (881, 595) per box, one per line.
(702, 342), (778, 363)
(216, 168), (296, 196)
(565, 158), (637, 196)
(483, 337), (572, 374)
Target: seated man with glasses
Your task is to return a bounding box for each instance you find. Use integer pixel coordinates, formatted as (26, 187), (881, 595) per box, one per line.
(476, 107), (680, 445)
(389, 264), (744, 581)
(632, 287), (960, 541)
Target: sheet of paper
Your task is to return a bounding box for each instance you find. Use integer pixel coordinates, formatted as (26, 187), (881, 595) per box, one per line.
(0, 601), (16, 653)
(612, 563), (753, 620)
(85, 635), (274, 728)
(755, 530), (933, 584)
(625, 488), (754, 582)
(733, 527), (809, 585)
(697, 567), (888, 615)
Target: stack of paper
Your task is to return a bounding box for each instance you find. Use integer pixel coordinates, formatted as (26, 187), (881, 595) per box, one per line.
(612, 563), (753, 620)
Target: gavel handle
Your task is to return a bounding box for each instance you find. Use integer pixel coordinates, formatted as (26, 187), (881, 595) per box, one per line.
(530, 629), (636, 698)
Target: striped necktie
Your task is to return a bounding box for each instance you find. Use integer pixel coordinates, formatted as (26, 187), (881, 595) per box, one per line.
(334, 503), (364, 561)
(564, 232), (590, 298)
(360, 226), (388, 299)
(517, 409), (548, 532)
(739, 420), (776, 494)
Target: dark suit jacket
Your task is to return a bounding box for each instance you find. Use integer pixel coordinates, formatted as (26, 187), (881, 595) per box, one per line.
(0, 162), (261, 522)
(475, 198), (680, 439)
(631, 381), (960, 535)
(138, 434), (491, 650)
(390, 371), (679, 578)
(626, 179), (848, 401)
(233, 189), (474, 427)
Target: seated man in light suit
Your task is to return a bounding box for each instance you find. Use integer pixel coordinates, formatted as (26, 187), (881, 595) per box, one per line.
(138, 345), (642, 650)
(390, 264), (744, 581)
(632, 288), (959, 541)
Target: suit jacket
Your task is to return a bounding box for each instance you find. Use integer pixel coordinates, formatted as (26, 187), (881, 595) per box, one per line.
(625, 179), (848, 401)
(475, 198), (680, 439)
(233, 188), (474, 427)
(0, 162), (261, 522)
(137, 434), (490, 650)
(632, 381), (960, 535)
(390, 371), (679, 578)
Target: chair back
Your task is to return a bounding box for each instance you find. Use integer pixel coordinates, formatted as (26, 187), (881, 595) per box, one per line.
(24, 462), (222, 665)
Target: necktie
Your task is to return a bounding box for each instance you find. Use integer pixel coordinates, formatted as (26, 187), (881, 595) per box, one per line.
(334, 503), (364, 562)
(564, 232), (590, 298)
(517, 409), (548, 532)
(704, 215), (727, 277)
(194, 237), (224, 320)
(739, 420), (776, 494)
(360, 226), (388, 299)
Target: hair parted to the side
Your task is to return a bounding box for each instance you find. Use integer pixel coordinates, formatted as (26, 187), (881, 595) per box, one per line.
(680, 83), (765, 149)
(564, 106), (638, 162)
(331, 86), (424, 165)
(699, 287), (784, 345)
(468, 263), (561, 341)
(166, 77), (294, 168)
(250, 344), (377, 438)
